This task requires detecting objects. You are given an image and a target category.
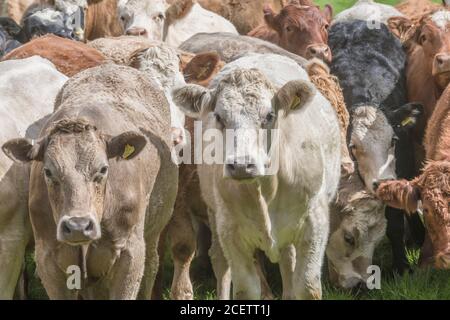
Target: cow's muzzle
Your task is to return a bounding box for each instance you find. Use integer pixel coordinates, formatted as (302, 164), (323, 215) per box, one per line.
(225, 158), (260, 181)
(306, 44), (332, 64)
(433, 53), (450, 89)
(57, 215), (100, 245)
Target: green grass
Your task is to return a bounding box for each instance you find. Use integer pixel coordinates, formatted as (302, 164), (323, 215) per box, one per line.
(23, 235), (450, 300)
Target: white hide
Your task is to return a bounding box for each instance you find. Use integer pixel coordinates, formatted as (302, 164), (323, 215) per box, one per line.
(0, 56), (68, 299)
(333, 0), (404, 25)
(198, 54), (341, 299)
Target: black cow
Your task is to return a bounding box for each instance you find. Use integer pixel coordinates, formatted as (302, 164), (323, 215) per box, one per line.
(0, 24), (21, 57)
(329, 20), (425, 274)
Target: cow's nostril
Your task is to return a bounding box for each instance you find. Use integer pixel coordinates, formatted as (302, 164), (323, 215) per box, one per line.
(63, 222), (71, 234)
(85, 220), (94, 232)
(310, 48), (317, 55)
(247, 163), (257, 170)
(437, 57), (444, 65)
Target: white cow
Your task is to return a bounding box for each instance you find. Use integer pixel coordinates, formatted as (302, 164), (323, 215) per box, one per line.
(174, 54), (341, 299)
(334, 0), (404, 25)
(0, 56), (68, 299)
(117, 0), (238, 47)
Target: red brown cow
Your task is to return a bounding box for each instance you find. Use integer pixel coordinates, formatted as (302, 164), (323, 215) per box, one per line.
(248, 1), (333, 63)
(389, 9), (450, 148)
(2, 34), (105, 76)
(376, 84), (450, 269)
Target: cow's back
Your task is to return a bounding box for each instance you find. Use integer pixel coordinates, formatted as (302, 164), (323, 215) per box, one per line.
(180, 32), (307, 67)
(0, 56), (67, 176)
(329, 20), (407, 111)
(2, 35), (106, 77)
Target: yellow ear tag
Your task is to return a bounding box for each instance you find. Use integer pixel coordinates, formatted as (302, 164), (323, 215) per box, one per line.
(290, 95), (301, 110)
(123, 144), (135, 159)
(401, 116), (414, 127)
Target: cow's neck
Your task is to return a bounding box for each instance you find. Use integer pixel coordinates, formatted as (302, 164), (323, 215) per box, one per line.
(216, 168), (279, 260)
(407, 47), (439, 140)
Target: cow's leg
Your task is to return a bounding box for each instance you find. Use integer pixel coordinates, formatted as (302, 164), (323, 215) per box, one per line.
(140, 159), (178, 299)
(152, 227), (167, 300)
(168, 205), (196, 300)
(208, 209), (231, 300)
(34, 244), (78, 299)
(0, 201), (31, 300)
(254, 251), (274, 300)
(385, 207), (409, 274)
(293, 200), (329, 300)
(107, 236), (147, 300)
(226, 243), (260, 300)
(279, 244), (296, 300)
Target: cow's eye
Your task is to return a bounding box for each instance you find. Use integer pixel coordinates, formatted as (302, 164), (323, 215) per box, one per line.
(419, 34), (427, 45)
(214, 113), (223, 125)
(44, 168), (52, 179)
(286, 26), (293, 32)
(265, 111), (276, 124)
(344, 232), (355, 246)
(324, 23), (329, 30)
(120, 16), (126, 22)
(99, 166), (109, 175)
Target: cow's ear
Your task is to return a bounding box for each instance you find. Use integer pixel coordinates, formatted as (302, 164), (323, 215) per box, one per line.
(2, 138), (46, 163)
(376, 179), (420, 214)
(263, 5), (281, 33)
(106, 131), (147, 160)
(183, 52), (222, 86)
(173, 84), (214, 118)
(274, 80), (316, 113)
(389, 102), (423, 131)
(387, 16), (417, 47)
(323, 4), (333, 22)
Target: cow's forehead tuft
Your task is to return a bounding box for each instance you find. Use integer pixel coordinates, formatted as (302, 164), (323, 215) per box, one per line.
(431, 10), (450, 30)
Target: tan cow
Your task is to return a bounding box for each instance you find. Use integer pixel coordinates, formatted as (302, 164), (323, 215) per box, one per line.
(2, 34), (105, 76)
(196, 0), (285, 34)
(3, 63), (178, 299)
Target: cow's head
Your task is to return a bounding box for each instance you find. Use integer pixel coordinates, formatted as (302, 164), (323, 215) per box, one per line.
(22, 8), (80, 41)
(327, 173), (386, 289)
(349, 103), (422, 193)
(389, 10), (450, 89)
(53, 0), (87, 41)
(376, 161), (450, 269)
(118, 0), (169, 40)
(0, 25), (21, 57)
(263, 4), (333, 63)
(174, 68), (315, 180)
(2, 119), (146, 245)
(129, 44), (187, 146)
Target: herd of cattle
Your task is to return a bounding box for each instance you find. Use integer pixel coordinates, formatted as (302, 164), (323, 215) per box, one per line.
(0, 0), (449, 300)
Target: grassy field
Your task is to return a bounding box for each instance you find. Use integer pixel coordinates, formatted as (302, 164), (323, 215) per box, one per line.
(24, 237), (450, 300)
(22, 0), (450, 301)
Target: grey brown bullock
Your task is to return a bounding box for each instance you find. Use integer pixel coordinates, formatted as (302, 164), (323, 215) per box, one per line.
(174, 53), (341, 299)
(2, 64), (178, 299)
(329, 20), (423, 273)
